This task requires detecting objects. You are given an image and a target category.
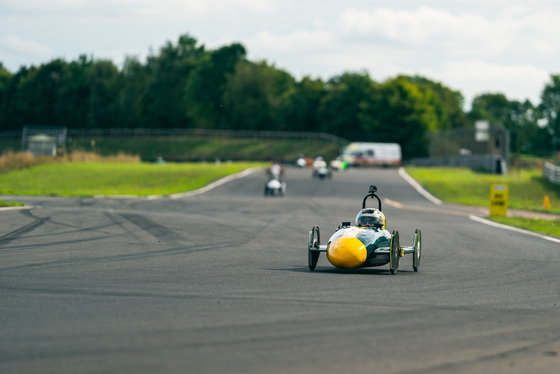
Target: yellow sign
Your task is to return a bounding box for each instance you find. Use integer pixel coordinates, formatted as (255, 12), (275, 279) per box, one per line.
(490, 184), (508, 216)
(544, 195), (551, 210)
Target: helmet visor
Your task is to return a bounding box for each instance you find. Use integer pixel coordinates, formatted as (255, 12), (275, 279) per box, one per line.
(359, 216), (381, 227)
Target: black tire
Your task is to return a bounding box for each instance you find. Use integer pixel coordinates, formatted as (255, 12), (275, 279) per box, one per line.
(413, 229), (421, 272)
(308, 226), (320, 271)
(390, 230), (400, 275)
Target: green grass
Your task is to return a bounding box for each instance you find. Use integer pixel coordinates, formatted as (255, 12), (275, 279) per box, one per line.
(405, 167), (560, 214)
(65, 136), (344, 162)
(489, 216), (560, 238)
(0, 161), (265, 197)
(405, 167), (560, 238)
(0, 200), (25, 207)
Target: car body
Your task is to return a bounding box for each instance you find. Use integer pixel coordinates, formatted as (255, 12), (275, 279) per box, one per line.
(264, 162), (286, 196)
(264, 178), (286, 196)
(312, 156), (332, 179)
(307, 185), (421, 274)
(340, 142), (402, 167)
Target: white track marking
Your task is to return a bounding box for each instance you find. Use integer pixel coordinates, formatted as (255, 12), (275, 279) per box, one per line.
(398, 167), (442, 205)
(469, 215), (560, 244)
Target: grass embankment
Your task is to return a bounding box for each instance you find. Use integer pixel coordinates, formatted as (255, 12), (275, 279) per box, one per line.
(66, 136), (343, 162)
(0, 200), (25, 207)
(406, 167), (560, 238)
(0, 161), (265, 197)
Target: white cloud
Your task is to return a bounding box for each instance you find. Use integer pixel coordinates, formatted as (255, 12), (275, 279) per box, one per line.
(337, 6), (560, 56)
(423, 60), (550, 105)
(1, 0), (558, 107)
(247, 30), (334, 53)
(1, 0), (279, 18)
(0, 35), (51, 57)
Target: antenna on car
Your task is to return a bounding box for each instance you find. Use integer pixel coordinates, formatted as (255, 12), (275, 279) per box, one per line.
(363, 185), (382, 211)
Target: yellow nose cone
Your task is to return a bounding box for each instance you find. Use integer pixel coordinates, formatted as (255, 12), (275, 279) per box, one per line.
(327, 236), (367, 269)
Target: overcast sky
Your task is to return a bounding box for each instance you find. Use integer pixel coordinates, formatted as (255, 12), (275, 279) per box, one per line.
(1, 0), (559, 108)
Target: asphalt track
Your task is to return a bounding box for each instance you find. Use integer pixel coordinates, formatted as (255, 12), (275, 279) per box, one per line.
(1, 167), (559, 374)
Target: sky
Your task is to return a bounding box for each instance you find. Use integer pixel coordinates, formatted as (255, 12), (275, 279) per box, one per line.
(1, 0), (559, 109)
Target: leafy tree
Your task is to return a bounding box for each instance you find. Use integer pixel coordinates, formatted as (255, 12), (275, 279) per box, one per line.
(142, 34), (206, 128)
(0, 63), (13, 129)
(185, 43), (247, 129)
(318, 72), (374, 140)
(539, 74), (560, 157)
(0, 57), (92, 130)
(468, 93), (511, 124)
(119, 56), (150, 128)
(0, 66), (32, 130)
(17, 60), (69, 126)
(280, 76), (326, 132)
(359, 76), (436, 159)
(222, 60), (294, 130)
(468, 93), (548, 156)
(87, 59), (122, 128)
(58, 55), (92, 128)
(405, 75), (470, 130)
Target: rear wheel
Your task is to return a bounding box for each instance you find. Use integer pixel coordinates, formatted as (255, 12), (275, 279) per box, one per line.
(413, 229), (422, 272)
(390, 230), (400, 275)
(308, 226), (320, 271)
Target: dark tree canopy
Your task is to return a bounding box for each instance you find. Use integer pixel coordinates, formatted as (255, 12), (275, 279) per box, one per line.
(0, 33), (556, 158)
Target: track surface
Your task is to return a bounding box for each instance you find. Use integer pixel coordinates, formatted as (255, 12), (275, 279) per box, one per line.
(1, 167), (559, 373)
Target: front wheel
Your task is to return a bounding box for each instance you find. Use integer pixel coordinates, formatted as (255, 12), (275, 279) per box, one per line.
(390, 230), (400, 275)
(413, 229), (421, 272)
(308, 226), (320, 271)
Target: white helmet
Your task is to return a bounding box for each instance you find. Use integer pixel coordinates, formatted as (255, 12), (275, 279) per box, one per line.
(355, 208), (385, 229)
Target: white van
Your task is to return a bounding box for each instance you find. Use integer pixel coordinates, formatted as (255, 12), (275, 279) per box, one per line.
(341, 142), (402, 167)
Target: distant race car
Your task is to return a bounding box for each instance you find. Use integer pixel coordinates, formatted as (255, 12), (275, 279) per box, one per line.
(264, 178), (286, 196)
(307, 185), (421, 274)
(264, 162), (287, 196)
(312, 165), (332, 179)
(312, 156), (332, 179)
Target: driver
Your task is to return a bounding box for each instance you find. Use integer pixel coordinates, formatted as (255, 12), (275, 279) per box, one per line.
(268, 159), (284, 180)
(355, 208), (385, 229)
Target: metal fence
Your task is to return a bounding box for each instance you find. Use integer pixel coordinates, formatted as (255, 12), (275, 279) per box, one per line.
(408, 155), (507, 174)
(544, 161), (560, 185)
(1, 128), (349, 145)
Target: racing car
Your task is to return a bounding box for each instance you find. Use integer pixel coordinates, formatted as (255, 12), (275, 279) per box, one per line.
(307, 185), (421, 274)
(264, 177), (286, 196)
(312, 156), (332, 179)
(264, 161), (287, 196)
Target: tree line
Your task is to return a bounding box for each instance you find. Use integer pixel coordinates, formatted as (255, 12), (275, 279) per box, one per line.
(0, 33), (558, 159)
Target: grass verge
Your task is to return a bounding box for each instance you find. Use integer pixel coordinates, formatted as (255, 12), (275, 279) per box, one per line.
(0, 161), (266, 197)
(0, 200), (25, 207)
(405, 167), (560, 239)
(405, 167), (560, 214)
(66, 136), (344, 162)
(489, 216), (560, 238)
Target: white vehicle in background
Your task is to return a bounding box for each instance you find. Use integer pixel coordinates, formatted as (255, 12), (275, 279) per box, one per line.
(340, 142), (402, 167)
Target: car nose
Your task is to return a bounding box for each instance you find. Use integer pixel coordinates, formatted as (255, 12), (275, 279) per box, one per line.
(327, 236), (367, 269)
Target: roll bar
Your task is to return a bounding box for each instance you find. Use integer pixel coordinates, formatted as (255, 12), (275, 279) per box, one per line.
(362, 185), (382, 211)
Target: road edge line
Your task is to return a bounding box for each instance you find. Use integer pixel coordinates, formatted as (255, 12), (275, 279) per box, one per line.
(469, 214), (560, 244)
(398, 167), (443, 205)
(168, 167), (263, 199)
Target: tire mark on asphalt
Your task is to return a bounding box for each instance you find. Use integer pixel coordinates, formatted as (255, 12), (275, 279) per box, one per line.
(117, 212), (185, 245)
(0, 210), (49, 247)
(0, 241), (232, 271)
(105, 212), (162, 245)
